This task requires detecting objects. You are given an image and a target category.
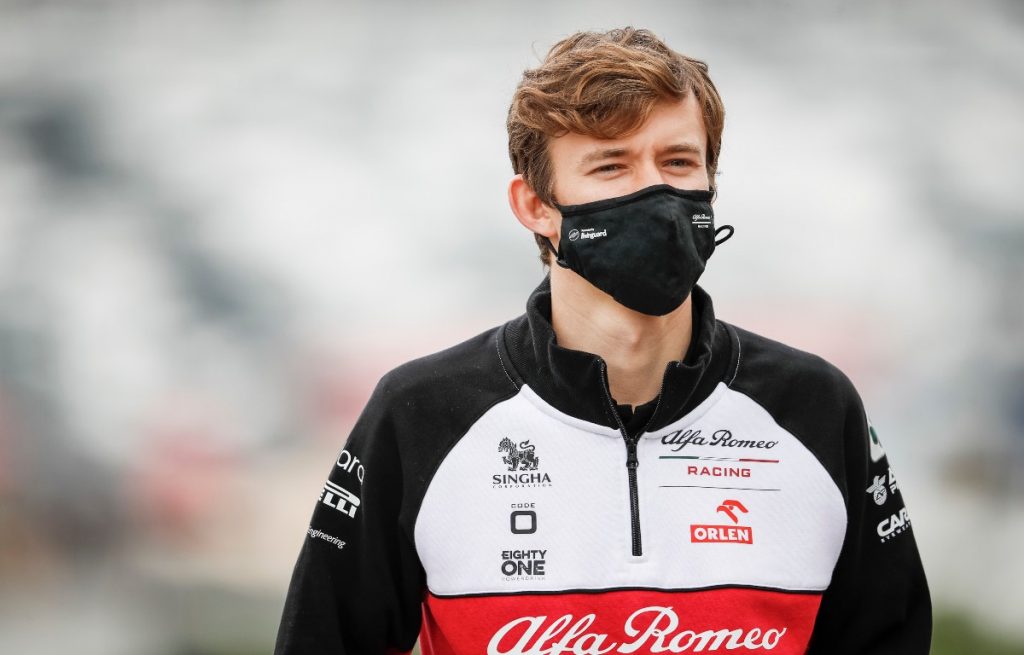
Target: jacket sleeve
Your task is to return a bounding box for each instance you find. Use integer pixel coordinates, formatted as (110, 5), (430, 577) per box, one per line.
(274, 372), (426, 655)
(806, 379), (932, 654)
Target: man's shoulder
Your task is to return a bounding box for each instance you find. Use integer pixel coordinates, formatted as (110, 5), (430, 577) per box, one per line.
(725, 319), (861, 412)
(369, 321), (518, 419)
(722, 320), (867, 494)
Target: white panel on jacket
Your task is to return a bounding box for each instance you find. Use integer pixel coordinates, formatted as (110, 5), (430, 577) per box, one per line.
(414, 381), (847, 597)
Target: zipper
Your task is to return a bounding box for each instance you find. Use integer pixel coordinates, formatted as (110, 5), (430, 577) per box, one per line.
(624, 438), (642, 556)
(598, 359), (667, 557)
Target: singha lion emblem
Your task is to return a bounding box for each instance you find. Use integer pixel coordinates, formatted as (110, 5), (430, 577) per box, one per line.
(498, 437), (540, 471)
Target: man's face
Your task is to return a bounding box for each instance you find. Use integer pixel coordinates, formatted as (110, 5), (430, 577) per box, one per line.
(546, 94), (710, 207)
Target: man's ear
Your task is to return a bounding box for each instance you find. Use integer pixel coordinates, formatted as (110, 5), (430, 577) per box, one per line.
(508, 174), (559, 244)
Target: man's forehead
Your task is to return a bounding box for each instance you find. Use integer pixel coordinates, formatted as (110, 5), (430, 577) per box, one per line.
(550, 97), (708, 165)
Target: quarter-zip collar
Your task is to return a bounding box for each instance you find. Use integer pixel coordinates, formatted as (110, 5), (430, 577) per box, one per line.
(500, 273), (734, 434)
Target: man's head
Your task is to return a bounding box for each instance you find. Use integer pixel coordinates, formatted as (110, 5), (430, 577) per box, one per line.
(506, 27), (725, 268)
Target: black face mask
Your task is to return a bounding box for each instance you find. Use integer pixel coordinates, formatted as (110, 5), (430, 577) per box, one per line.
(543, 184), (735, 316)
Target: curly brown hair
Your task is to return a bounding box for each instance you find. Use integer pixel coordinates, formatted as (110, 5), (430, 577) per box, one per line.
(506, 27), (726, 266)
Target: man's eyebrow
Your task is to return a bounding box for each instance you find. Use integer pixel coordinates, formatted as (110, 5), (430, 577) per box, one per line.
(579, 148), (629, 166)
(659, 142), (704, 157)
(578, 143), (704, 168)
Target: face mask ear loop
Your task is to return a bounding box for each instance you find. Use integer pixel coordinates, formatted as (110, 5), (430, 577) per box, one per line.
(714, 225), (735, 246)
(544, 235), (570, 269)
(546, 200), (572, 269)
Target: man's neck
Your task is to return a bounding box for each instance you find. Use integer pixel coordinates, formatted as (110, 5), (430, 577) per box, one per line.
(548, 266), (693, 408)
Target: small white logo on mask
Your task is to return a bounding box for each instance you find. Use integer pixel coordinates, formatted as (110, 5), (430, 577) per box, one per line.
(579, 228), (607, 240)
(692, 214), (712, 228)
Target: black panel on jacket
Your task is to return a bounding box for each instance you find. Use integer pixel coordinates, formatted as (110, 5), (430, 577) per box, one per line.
(501, 274), (737, 434)
(274, 324), (519, 655)
(727, 323), (932, 654)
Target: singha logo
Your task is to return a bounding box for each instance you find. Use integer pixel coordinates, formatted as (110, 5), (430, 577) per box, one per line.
(499, 437), (540, 472)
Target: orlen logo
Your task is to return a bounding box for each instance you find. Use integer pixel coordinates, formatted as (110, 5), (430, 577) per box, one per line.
(487, 606), (787, 654)
(690, 499), (753, 545)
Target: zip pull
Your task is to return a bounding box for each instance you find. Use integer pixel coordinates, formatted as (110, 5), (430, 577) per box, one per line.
(626, 439), (639, 469)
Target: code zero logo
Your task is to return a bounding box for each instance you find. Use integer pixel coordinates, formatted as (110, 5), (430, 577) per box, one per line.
(510, 502), (537, 534)
(690, 498), (754, 545)
(493, 438), (552, 489)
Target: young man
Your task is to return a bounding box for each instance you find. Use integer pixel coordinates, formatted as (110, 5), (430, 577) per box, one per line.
(274, 27), (932, 655)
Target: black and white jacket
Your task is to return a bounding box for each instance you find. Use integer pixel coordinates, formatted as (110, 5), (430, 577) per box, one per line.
(274, 274), (932, 655)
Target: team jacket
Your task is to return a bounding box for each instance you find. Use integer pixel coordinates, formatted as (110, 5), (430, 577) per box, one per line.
(273, 274), (932, 655)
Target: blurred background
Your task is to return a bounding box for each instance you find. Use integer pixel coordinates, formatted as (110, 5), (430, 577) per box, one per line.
(0, 0), (1021, 653)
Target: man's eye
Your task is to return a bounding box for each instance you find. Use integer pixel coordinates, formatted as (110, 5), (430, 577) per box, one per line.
(593, 163), (623, 173)
(666, 159), (696, 168)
